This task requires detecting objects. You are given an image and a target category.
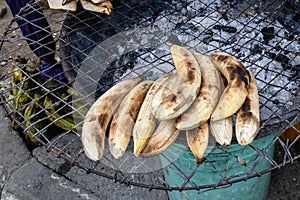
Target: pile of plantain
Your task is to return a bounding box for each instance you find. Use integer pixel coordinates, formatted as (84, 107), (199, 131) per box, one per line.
(81, 45), (260, 166)
(48, 0), (112, 14)
(2, 56), (78, 146)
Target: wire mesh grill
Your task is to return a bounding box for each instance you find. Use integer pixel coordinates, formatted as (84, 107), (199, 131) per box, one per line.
(0, 0), (300, 191)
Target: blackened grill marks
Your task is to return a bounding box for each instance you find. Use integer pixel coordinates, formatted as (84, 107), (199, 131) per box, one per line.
(170, 94), (177, 103)
(87, 115), (97, 122)
(236, 67), (249, 86)
(129, 107), (138, 121)
(186, 61), (196, 84)
(241, 112), (252, 118)
(227, 63), (249, 87)
(216, 54), (229, 62)
(95, 134), (102, 144)
(98, 113), (109, 130)
(163, 93), (177, 105)
(240, 112), (259, 126)
(183, 53), (189, 57)
(228, 66), (236, 81)
(242, 97), (251, 112)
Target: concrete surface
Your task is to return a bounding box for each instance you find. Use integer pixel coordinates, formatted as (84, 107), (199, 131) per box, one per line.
(0, 106), (168, 199)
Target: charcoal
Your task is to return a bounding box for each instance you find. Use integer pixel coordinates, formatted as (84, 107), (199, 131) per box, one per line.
(284, 31), (295, 41)
(59, 0), (300, 124)
(250, 44), (263, 54)
(213, 25), (237, 33)
(261, 26), (275, 43)
(203, 36), (213, 44)
(204, 29), (213, 36)
(94, 50), (144, 99)
(292, 64), (300, 72)
(275, 54), (290, 66)
(232, 48), (240, 53)
(266, 52), (290, 66)
(272, 99), (280, 105)
(293, 11), (300, 22)
(62, 0), (173, 78)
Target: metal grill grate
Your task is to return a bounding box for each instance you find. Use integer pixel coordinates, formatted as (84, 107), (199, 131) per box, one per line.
(0, 0), (300, 192)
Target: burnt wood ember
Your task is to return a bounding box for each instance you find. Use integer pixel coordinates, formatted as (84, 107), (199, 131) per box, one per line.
(60, 0), (299, 124)
(265, 52), (290, 66)
(261, 27), (275, 43)
(62, 0), (172, 80)
(95, 49), (150, 98)
(213, 25), (237, 33)
(293, 11), (300, 22)
(292, 64), (300, 72)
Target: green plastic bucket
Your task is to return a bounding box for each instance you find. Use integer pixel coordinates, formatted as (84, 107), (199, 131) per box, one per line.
(162, 135), (275, 200)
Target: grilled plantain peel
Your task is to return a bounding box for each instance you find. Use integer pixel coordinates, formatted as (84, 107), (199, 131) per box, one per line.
(133, 76), (170, 157)
(176, 53), (222, 130)
(141, 119), (179, 157)
(81, 77), (142, 162)
(210, 52), (250, 121)
(155, 45), (201, 120)
(236, 70), (260, 145)
(186, 122), (209, 166)
(108, 80), (153, 159)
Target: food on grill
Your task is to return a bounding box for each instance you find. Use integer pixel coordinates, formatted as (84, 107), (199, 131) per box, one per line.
(154, 45), (201, 120)
(210, 52), (250, 121)
(141, 119), (179, 158)
(81, 45), (261, 164)
(236, 70), (260, 145)
(48, 0), (112, 14)
(151, 74), (177, 114)
(186, 122), (209, 166)
(80, 0), (112, 15)
(90, 0), (108, 3)
(48, 0), (77, 11)
(209, 77), (233, 146)
(210, 116), (233, 146)
(108, 80), (153, 159)
(176, 53), (222, 130)
(81, 77), (141, 161)
(132, 76), (170, 157)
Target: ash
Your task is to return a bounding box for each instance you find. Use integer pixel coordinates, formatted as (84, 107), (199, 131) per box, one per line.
(115, 0), (299, 124)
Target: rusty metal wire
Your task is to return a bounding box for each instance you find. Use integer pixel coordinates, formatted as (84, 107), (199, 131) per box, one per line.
(0, 0), (299, 191)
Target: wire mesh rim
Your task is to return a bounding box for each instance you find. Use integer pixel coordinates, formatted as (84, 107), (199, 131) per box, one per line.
(1, 90), (300, 191)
